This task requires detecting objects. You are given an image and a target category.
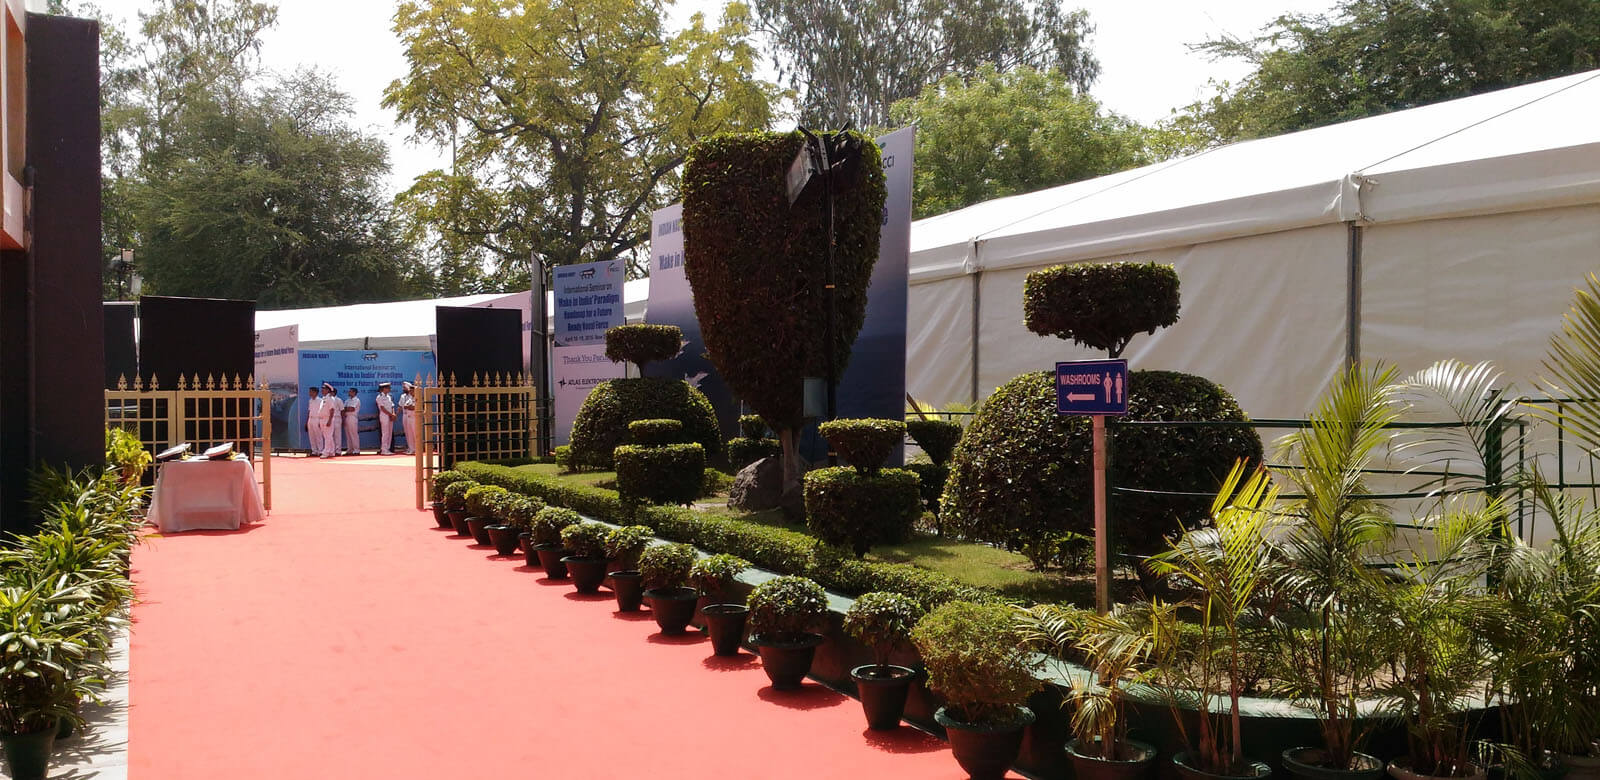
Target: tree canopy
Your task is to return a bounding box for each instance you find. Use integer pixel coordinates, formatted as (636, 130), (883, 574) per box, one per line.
(1170, 0), (1600, 148)
(753, 0), (1098, 128)
(384, 0), (780, 282)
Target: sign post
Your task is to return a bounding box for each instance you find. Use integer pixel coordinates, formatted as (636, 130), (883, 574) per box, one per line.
(1056, 359), (1129, 614)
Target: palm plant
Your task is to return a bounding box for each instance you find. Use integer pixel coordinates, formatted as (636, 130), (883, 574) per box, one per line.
(0, 577), (110, 735)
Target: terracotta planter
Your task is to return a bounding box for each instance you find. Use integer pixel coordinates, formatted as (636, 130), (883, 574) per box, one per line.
(938, 706), (1036, 780)
(466, 517), (493, 546)
(1066, 738), (1158, 780)
(1173, 753), (1273, 780)
(644, 587), (698, 633)
(0, 720), (58, 780)
(430, 502), (451, 528)
(609, 570), (644, 611)
(752, 632), (824, 689)
(1282, 749), (1385, 780)
(703, 604), (748, 656)
(447, 510), (471, 536)
(487, 525), (520, 556)
(851, 664), (916, 730)
(533, 545), (569, 578)
(563, 557), (608, 593)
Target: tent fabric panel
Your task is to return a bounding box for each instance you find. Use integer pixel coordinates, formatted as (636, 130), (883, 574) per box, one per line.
(1361, 142), (1600, 226)
(970, 225), (1348, 420)
(905, 276), (974, 410)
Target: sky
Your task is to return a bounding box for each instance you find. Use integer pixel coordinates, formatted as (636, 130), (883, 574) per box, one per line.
(109, 0), (1338, 196)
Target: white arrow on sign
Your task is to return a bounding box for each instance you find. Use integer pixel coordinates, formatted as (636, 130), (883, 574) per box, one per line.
(1066, 392), (1096, 402)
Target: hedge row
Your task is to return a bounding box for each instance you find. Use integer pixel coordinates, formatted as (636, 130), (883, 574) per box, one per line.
(454, 462), (993, 611)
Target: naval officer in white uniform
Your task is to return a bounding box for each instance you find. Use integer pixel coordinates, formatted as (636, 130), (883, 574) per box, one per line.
(305, 386), (324, 456)
(320, 382), (344, 458)
(400, 381), (419, 455)
(375, 382), (396, 455)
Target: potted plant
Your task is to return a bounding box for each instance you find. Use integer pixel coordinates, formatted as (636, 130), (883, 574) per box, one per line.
(0, 579), (107, 780)
(690, 554), (749, 652)
(529, 507), (579, 579)
(747, 576), (829, 690)
(503, 495), (544, 562)
(914, 601), (1041, 780)
(442, 479), (476, 537)
(483, 492), (524, 556)
(640, 543), (700, 634)
(560, 522), (611, 594)
(605, 525), (654, 612)
(1144, 463), (1278, 780)
(843, 591), (925, 730)
(428, 470), (470, 528)
(463, 484), (506, 546)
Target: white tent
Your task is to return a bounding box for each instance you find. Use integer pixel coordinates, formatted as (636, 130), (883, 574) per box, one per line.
(255, 279), (651, 351)
(907, 68), (1600, 419)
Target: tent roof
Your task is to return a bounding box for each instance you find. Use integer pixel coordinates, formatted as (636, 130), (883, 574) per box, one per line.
(911, 68), (1600, 283)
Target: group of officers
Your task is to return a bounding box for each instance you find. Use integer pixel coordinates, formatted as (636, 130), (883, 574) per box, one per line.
(305, 380), (418, 459)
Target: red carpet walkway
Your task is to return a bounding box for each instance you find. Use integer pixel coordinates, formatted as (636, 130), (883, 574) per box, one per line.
(129, 455), (999, 779)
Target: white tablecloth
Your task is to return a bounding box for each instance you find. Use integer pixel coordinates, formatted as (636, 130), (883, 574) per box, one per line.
(148, 457), (266, 532)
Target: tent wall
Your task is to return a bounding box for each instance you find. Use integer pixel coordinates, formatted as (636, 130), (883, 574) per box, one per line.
(905, 276), (975, 408)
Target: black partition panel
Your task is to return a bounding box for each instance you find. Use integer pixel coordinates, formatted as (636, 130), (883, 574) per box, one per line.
(138, 295), (255, 384)
(104, 302), (137, 389)
(435, 306), (521, 382)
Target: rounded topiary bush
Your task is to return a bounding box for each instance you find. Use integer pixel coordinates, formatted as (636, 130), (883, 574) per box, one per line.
(905, 419), (962, 466)
(430, 470), (471, 503)
(569, 378), (721, 469)
(442, 479), (477, 511)
(531, 506), (580, 547)
(738, 414), (769, 439)
(843, 591), (926, 668)
(747, 575), (828, 644)
(560, 521), (611, 560)
(604, 524), (654, 570)
(941, 370), (1262, 569)
(803, 466), (922, 556)
(629, 418), (684, 446)
(818, 418), (905, 474)
(912, 601), (1040, 726)
(1023, 261), (1180, 357)
(638, 542), (697, 590)
(604, 324), (682, 369)
(727, 436), (781, 471)
(689, 553), (749, 596)
(902, 462), (949, 517)
(504, 495), (545, 531)
(615, 443), (707, 507)
(464, 484), (509, 518)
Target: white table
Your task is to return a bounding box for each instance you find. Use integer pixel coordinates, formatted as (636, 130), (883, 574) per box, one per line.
(148, 456), (266, 532)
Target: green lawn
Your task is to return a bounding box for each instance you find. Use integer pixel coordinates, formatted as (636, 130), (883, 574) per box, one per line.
(517, 462), (1138, 607)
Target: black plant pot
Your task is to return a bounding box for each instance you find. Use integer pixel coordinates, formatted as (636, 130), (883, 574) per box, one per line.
(644, 587), (698, 633)
(447, 510), (471, 536)
(938, 707), (1036, 780)
(1173, 753), (1273, 780)
(703, 604), (748, 656)
(533, 545), (569, 578)
(752, 632), (825, 689)
(1282, 749), (1385, 780)
(1066, 738), (1158, 780)
(563, 557), (608, 593)
(610, 570), (644, 611)
(851, 664), (916, 730)
(466, 517), (493, 546)
(1387, 760), (1485, 780)
(54, 716), (72, 740)
(487, 525), (521, 556)
(520, 533), (537, 566)
(430, 501), (451, 528)
(1, 720), (58, 780)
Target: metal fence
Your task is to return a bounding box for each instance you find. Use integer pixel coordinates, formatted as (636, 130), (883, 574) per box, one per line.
(106, 374), (273, 510)
(414, 373), (544, 509)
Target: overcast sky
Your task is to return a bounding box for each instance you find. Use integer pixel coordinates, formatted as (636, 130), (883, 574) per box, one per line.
(111, 0), (1337, 196)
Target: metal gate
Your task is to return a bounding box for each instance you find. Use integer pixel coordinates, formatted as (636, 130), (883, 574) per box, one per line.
(414, 373), (541, 509)
(105, 374), (273, 509)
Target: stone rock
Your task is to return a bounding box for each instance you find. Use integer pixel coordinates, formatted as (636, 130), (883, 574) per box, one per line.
(729, 456), (785, 512)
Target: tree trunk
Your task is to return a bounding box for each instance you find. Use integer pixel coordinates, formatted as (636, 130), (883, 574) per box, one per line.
(777, 427), (806, 522)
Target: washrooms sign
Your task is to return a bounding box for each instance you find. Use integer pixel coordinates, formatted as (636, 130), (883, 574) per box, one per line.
(1056, 359), (1129, 416)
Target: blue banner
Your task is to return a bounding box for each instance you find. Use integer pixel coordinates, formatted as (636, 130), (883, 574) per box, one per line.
(292, 350), (436, 451)
(553, 260), (625, 347)
(645, 204), (740, 438)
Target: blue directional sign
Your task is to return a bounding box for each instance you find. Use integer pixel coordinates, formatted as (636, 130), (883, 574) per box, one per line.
(1056, 359), (1129, 416)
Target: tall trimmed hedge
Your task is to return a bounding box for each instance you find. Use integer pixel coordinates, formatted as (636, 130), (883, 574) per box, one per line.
(1023, 261), (1180, 358)
(614, 443), (706, 507)
(941, 370), (1262, 569)
(681, 131), (886, 435)
(604, 324), (682, 370)
(569, 378), (721, 469)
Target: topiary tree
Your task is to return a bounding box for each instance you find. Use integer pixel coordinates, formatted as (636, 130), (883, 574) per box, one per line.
(905, 419), (961, 466)
(614, 443), (706, 507)
(818, 418), (904, 475)
(569, 378), (721, 469)
(1023, 261), (1180, 358)
(629, 418), (685, 446)
(683, 130), (887, 507)
(804, 466), (922, 556)
(604, 324), (683, 372)
(727, 414), (780, 471)
(738, 414), (769, 439)
(941, 370), (1262, 572)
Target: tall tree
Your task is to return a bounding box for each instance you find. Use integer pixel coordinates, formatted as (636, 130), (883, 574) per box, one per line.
(892, 65), (1152, 218)
(1172, 0), (1600, 147)
(754, 0), (1098, 128)
(384, 0), (779, 281)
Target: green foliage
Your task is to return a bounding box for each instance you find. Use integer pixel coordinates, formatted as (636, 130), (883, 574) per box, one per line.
(457, 462), (628, 523)
(553, 445), (574, 473)
(912, 601), (1040, 726)
(464, 484), (509, 518)
(843, 592), (926, 668)
(753, 0), (1097, 127)
(385, 0), (777, 280)
(942, 370), (1261, 569)
(628, 418), (685, 446)
(803, 467), (922, 556)
(817, 418), (904, 474)
(727, 437), (781, 471)
(570, 378), (721, 469)
(560, 522), (611, 560)
(806, 544), (994, 612)
(688, 553), (750, 596)
(530, 507), (581, 547)
(605, 324), (682, 370)
(442, 479), (477, 511)
(747, 575), (828, 644)
(682, 131), (885, 434)
(1023, 262), (1180, 358)
(902, 462), (949, 516)
(430, 470), (472, 503)
(614, 443), (707, 506)
(504, 495), (544, 531)
(891, 65), (1153, 219)
(701, 467), (734, 496)
(638, 543), (697, 590)
(738, 414), (769, 439)
(1020, 602), (1165, 757)
(904, 419), (961, 466)
(604, 525), (655, 570)
(104, 428), (152, 484)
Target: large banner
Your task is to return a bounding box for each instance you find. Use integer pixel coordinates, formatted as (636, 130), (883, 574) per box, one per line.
(296, 350), (436, 452)
(254, 325), (300, 449)
(468, 291), (535, 373)
(645, 204), (740, 437)
(553, 260), (625, 347)
(552, 345), (625, 445)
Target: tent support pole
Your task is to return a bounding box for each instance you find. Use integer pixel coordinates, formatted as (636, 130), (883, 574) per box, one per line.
(1346, 222), (1363, 367)
(970, 270), (982, 405)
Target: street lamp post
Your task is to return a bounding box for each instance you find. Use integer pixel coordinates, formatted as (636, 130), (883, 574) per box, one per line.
(112, 248), (136, 301)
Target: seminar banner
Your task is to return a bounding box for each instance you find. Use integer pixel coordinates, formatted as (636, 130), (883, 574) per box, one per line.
(253, 324), (299, 449)
(553, 259), (625, 347)
(552, 345), (626, 445)
(296, 350), (436, 452)
(644, 203), (739, 437)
